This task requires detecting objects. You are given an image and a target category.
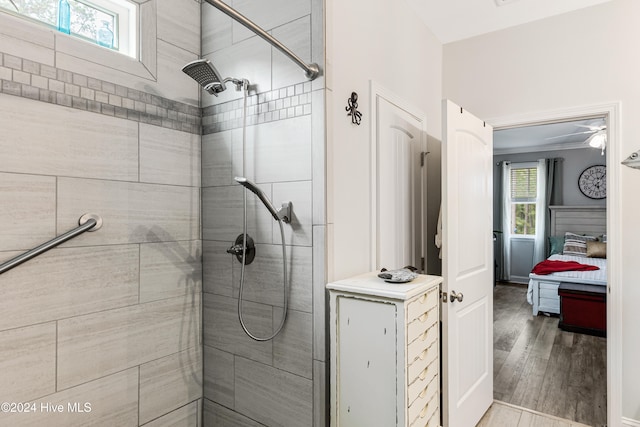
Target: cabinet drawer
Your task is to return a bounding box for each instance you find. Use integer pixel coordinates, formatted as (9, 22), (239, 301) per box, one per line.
(407, 357), (437, 405)
(407, 289), (438, 323)
(408, 386), (438, 426)
(408, 340), (438, 381)
(407, 307), (438, 343)
(407, 323), (437, 363)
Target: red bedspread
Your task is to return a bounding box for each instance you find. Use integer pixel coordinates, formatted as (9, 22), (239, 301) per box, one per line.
(531, 259), (600, 275)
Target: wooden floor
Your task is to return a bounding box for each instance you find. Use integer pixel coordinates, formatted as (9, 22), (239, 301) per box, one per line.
(478, 401), (592, 427)
(492, 284), (607, 427)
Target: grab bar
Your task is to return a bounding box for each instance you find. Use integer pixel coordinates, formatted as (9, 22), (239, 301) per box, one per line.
(0, 213), (103, 275)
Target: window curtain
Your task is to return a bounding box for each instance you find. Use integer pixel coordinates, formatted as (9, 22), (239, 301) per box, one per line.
(533, 159), (548, 264)
(543, 158), (563, 255)
(500, 161), (511, 281)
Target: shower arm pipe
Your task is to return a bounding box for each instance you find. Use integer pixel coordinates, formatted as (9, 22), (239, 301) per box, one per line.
(0, 213), (103, 275)
(205, 0), (320, 80)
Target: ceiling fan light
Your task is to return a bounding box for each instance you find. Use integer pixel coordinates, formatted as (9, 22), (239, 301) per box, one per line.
(588, 132), (607, 149)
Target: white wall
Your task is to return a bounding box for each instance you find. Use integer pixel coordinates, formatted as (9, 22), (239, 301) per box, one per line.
(326, 0), (443, 280)
(444, 0), (640, 419)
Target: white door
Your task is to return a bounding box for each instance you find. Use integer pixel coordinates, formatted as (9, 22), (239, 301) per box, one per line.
(441, 100), (494, 427)
(374, 95), (426, 271)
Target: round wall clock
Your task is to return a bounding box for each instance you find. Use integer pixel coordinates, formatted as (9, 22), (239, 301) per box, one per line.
(578, 164), (606, 199)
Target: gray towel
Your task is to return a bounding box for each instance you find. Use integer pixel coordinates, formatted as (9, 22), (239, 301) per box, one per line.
(377, 268), (418, 283)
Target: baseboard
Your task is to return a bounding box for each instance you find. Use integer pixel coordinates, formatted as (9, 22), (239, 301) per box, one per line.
(508, 275), (529, 284)
(623, 416), (640, 427)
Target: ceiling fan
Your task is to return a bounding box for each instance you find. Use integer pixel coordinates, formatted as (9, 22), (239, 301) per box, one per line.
(545, 121), (607, 155)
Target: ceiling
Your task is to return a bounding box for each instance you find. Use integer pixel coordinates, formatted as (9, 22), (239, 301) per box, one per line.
(406, 0), (612, 44)
(493, 117), (606, 155)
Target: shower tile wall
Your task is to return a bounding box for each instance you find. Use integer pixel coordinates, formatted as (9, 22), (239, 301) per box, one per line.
(0, 1), (203, 426)
(200, 0), (327, 425)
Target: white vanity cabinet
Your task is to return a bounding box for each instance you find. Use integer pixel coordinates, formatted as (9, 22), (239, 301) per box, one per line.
(327, 272), (442, 427)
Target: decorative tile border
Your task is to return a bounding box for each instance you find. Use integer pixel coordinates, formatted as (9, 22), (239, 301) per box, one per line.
(0, 52), (201, 135)
(202, 81), (313, 134)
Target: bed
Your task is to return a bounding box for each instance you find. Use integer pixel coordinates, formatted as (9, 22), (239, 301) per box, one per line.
(527, 206), (607, 316)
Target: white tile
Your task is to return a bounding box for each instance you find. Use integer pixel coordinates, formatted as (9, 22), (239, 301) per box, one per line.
(312, 225), (327, 361)
(139, 347), (203, 425)
(271, 16), (312, 90)
(140, 240), (202, 303)
(0, 94), (138, 181)
(246, 116), (312, 183)
(0, 173), (56, 252)
(157, 40), (200, 105)
(0, 25), (54, 66)
(232, 243), (313, 313)
(140, 123), (201, 187)
(202, 293), (272, 365)
(311, 89), (327, 225)
(201, 2), (233, 55)
(310, 0), (325, 92)
(202, 240), (234, 297)
(57, 178), (200, 246)
(272, 180), (313, 246)
(0, 323), (56, 402)
(141, 401), (198, 427)
(202, 399), (263, 427)
(0, 245), (139, 332)
(201, 128), (243, 187)
(203, 345), (235, 408)
(57, 294), (201, 389)
(234, 356), (313, 426)
(0, 368), (138, 427)
(158, 0), (200, 55)
(273, 309), (313, 378)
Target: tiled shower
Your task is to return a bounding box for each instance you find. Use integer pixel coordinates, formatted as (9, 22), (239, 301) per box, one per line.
(0, 0), (326, 426)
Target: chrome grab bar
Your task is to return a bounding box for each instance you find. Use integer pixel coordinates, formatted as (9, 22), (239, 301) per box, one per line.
(0, 213), (103, 275)
(205, 0), (320, 80)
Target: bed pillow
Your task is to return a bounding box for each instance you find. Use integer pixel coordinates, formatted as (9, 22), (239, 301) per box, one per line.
(548, 235), (565, 256)
(563, 232), (598, 257)
(600, 234), (607, 243)
(587, 241), (607, 258)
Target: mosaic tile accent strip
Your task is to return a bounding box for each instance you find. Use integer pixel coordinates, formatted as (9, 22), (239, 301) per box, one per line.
(202, 81), (313, 134)
(0, 52), (201, 135)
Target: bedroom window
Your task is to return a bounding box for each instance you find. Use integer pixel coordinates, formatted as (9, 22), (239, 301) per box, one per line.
(509, 164), (538, 236)
(0, 0), (137, 58)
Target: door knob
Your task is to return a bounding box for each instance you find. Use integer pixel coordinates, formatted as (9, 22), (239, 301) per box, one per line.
(450, 290), (464, 303)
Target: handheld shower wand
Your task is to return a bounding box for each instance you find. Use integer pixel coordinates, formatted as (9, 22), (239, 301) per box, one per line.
(234, 177), (291, 223)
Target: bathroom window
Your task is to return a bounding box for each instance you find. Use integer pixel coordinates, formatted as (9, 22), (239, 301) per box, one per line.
(0, 0), (137, 58)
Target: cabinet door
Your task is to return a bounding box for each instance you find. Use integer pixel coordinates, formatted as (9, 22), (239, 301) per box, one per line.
(337, 297), (397, 426)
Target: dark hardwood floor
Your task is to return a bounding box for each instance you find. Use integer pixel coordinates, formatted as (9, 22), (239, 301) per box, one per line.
(493, 283), (607, 427)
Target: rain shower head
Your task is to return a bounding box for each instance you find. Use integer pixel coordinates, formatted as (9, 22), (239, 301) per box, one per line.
(234, 177), (291, 223)
(182, 59), (248, 96)
(182, 59), (227, 96)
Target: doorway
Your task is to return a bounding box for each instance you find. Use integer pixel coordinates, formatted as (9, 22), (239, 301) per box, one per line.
(491, 114), (610, 426)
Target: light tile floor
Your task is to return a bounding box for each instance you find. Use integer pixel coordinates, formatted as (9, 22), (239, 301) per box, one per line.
(478, 401), (593, 427)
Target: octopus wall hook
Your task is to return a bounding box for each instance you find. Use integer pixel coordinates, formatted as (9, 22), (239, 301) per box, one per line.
(346, 92), (362, 125)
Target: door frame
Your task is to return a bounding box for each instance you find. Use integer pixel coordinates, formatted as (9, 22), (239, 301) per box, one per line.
(369, 81), (427, 271)
(488, 101), (622, 425)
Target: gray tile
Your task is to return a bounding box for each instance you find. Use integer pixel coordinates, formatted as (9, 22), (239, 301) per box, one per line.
(234, 357), (313, 426)
(273, 309), (313, 378)
(201, 129), (243, 188)
(140, 123), (201, 187)
(141, 401), (198, 427)
(0, 172), (55, 252)
(156, 40), (200, 106)
(271, 16), (312, 90)
(231, 0), (311, 44)
(0, 368), (138, 427)
(0, 93), (138, 181)
(312, 225), (327, 361)
(203, 345), (234, 408)
(202, 399), (264, 427)
(201, 2), (232, 55)
(232, 244), (313, 313)
(0, 323), (56, 402)
(0, 245), (138, 332)
(313, 360), (327, 427)
(140, 241), (202, 303)
(158, 0), (200, 55)
(57, 178), (200, 246)
(202, 293), (272, 365)
(57, 294), (201, 389)
(311, 89), (326, 225)
(202, 240), (234, 297)
(272, 180), (313, 246)
(139, 347), (203, 425)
